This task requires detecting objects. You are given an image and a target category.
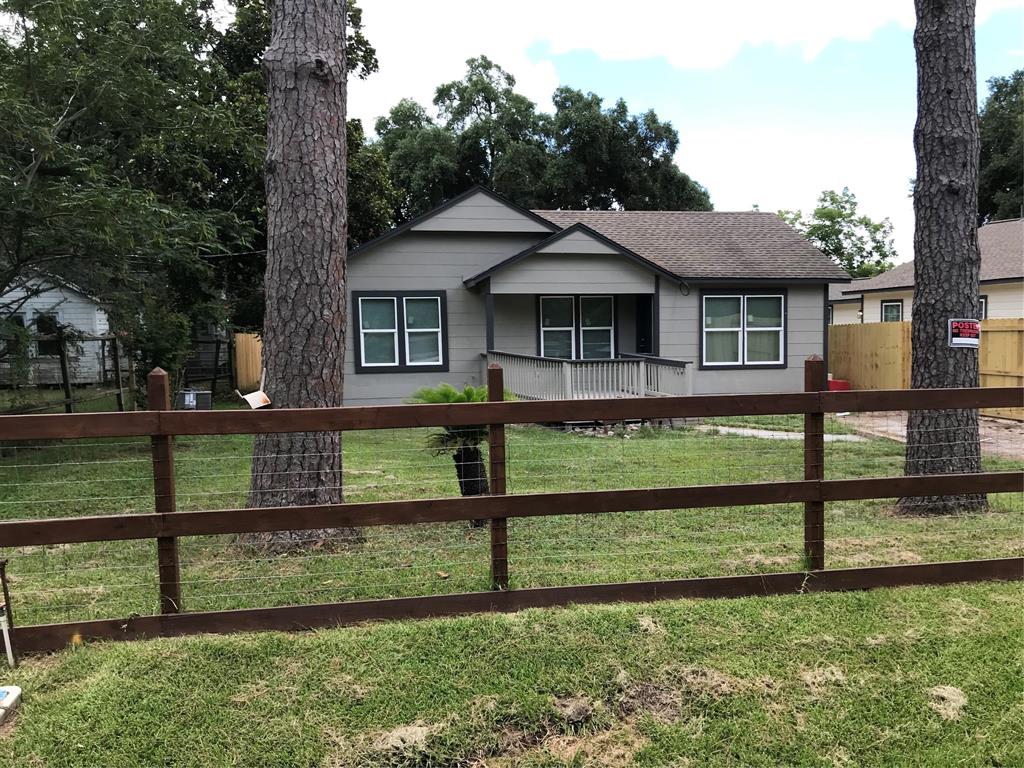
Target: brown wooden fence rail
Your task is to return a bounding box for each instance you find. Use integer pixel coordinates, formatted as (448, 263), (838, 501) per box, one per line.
(1, 359), (1021, 654)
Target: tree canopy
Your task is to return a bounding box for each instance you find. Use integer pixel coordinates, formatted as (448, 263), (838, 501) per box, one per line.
(780, 189), (896, 278)
(376, 57), (712, 221)
(978, 69), (1023, 224)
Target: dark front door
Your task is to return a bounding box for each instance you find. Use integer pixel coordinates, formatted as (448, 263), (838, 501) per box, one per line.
(635, 295), (654, 354)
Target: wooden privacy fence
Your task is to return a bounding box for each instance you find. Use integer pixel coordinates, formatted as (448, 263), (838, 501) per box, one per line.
(232, 332), (262, 392)
(829, 319), (1024, 420)
(0, 359), (1021, 654)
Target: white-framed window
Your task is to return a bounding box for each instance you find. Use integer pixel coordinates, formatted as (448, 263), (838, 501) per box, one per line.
(702, 293), (785, 367)
(354, 292), (447, 372)
(403, 296), (442, 366)
(880, 300), (903, 323)
(979, 296), (988, 320)
(580, 296), (615, 360)
(539, 296), (575, 359)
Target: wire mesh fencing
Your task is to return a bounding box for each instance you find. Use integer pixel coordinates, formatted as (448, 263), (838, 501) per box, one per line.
(0, 390), (1021, 635)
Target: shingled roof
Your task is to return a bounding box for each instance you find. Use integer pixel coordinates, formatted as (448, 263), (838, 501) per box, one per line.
(533, 210), (850, 282)
(843, 218), (1023, 295)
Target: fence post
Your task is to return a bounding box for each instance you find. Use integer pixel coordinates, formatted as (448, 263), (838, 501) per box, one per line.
(487, 364), (509, 590)
(803, 354), (826, 571)
(148, 368), (182, 613)
(57, 332), (74, 414)
(110, 337), (125, 412)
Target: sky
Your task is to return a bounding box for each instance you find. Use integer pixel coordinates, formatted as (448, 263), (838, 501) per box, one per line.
(346, 0), (1023, 262)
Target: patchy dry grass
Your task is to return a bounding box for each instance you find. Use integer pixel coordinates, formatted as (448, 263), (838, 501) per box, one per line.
(0, 582), (1021, 767)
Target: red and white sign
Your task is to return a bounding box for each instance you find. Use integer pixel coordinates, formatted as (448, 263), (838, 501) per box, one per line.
(948, 319), (981, 348)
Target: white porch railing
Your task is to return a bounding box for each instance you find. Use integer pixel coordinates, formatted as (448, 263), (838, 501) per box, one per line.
(485, 351), (692, 400)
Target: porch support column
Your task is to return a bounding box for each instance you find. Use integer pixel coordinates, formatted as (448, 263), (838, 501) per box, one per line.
(652, 275), (661, 356)
(484, 278), (495, 352)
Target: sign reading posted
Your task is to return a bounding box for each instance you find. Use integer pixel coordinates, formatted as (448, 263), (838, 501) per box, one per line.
(948, 319), (981, 348)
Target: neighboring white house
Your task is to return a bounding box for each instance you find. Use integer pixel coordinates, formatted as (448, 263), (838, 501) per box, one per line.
(0, 274), (110, 384)
(834, 218), (1024, 323)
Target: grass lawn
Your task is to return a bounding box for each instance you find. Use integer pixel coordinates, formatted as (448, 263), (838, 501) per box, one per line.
(0, 421), (1020, 627)
(0, 582), (1021, 766)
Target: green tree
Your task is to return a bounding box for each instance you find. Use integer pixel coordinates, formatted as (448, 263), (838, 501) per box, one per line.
(780, 189), (896, 278)
(375, 57), (712, 218)
(978, 69), (1023, 224)
(0, 0), (242, 378)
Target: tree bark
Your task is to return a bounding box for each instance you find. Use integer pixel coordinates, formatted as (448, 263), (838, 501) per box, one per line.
(900, 0), (985, 515)
(246, 0), (352, 549)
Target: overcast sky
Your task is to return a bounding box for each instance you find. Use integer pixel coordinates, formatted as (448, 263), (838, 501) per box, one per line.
(346, 0), (1022, 261)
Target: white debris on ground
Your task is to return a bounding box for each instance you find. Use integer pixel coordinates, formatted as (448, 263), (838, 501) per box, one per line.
(0, 686), (21, 725)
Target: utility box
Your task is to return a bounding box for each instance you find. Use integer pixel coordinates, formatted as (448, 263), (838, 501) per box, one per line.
(176, 388), (212, 410)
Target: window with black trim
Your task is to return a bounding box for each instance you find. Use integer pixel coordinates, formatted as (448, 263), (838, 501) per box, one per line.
(353, 292), (448, 373)
(701, 293), (785, 367)
(539, 295), (616, 359)
(880, 300), (903, 322)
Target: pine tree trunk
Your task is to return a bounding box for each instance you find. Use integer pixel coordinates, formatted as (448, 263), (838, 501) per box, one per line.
(899, 0), (985, 515)
(245, 0), (353, 549)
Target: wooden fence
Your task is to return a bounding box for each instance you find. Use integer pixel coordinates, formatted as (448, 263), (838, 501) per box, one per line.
(232, 332), (262, 392)
(0, 359), (1020, 654)
(829, 319), (1024, 420)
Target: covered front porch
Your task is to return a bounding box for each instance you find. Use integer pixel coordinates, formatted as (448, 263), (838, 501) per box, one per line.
(482, 292), (692, 400)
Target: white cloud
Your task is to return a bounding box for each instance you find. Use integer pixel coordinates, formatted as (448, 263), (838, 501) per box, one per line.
(348, 0), (1017, 127)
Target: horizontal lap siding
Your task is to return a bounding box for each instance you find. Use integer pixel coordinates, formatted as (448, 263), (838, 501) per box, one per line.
(345, 232), (546, 405)
(490, 254), (655, 294)
(493, 294), (536, 355)
(983, 282), (1024, 318)
(410, 191), (554, 233)
(659, 284), (826, 393)
(863, 290), (911, 323)
(830, 302), (862, 325)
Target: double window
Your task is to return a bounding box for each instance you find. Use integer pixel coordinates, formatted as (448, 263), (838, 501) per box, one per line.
(539, 296), (615, 360)
(702, 293), (785, 367)
(354, 292), (448, 373)
(880, 300), (903, 323)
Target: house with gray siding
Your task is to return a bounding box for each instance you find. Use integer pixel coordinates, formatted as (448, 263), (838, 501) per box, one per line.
(346, 187), (850, 405)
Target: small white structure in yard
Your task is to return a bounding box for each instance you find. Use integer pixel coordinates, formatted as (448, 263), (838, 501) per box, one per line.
(0, 274), (111, 385)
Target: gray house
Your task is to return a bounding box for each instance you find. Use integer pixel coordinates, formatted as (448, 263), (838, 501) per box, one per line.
(346, 187), (849, 405)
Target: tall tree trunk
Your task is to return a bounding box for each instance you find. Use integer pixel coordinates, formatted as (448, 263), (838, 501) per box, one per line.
(899, 0), (985, 515)
(246, 0), (352, 549)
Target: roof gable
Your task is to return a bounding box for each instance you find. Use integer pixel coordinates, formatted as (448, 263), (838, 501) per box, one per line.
(464, 223), (680, 288)
(351, 186), (558, 258)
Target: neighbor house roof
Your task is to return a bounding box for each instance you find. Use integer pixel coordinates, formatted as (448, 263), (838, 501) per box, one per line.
(843, 218), (1024, 295)
(531, 209), (850, 282)
(829, 280), (866, 303)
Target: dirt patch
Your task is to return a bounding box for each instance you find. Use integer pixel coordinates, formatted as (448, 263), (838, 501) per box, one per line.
(839, 549), (923, 566)
(928, 685), (967, 720)
(839, 412), (1024, 460)
(636, 615), (665, 636)
(541, 724), (648, 766)
(799, 665), (846, 697)
(552, 694), (598, 725)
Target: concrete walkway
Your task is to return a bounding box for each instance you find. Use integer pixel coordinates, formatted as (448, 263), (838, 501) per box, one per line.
(693, 425), (866, 442)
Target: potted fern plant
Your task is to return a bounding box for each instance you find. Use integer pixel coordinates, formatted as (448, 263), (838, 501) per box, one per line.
(408, 383), (489, 526)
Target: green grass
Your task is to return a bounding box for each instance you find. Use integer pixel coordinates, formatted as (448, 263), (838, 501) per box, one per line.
(1, 582), (1021, 766)
(0, 424), (1020, 626)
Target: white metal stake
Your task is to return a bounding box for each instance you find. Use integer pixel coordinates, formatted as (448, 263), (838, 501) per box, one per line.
(0, 612), (13, 668)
